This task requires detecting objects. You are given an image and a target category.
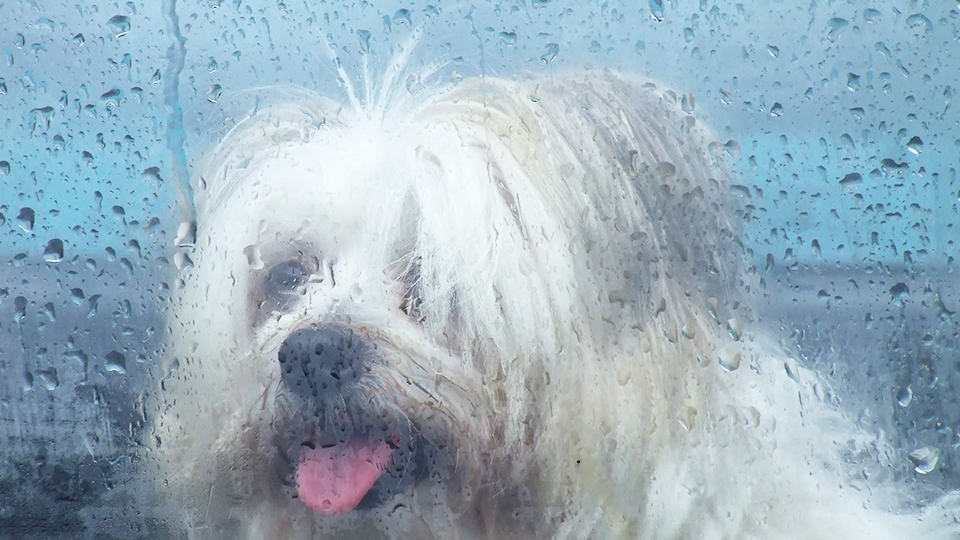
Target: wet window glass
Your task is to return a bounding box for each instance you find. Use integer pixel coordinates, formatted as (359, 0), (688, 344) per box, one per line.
(2, 2), (958, 538)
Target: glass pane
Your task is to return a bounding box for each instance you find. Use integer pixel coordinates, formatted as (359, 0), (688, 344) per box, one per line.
(1, 1), (956, 538)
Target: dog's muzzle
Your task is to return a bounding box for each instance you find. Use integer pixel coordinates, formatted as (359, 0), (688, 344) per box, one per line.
(276, 325), (425, 515)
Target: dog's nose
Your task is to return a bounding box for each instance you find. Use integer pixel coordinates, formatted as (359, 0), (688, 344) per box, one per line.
(277, 326), (366, 401)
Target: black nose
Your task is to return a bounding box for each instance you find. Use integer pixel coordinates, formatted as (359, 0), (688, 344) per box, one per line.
(277, 326), (367, 402)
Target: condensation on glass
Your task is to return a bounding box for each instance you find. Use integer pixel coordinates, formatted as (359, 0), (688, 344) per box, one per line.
(0, 2), (956, 539)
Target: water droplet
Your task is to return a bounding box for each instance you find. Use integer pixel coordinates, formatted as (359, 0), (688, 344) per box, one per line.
(840, 172), (863, 186)
(405, 74), (425, 95)
(664, 320), (678, 343)
(37, 368), (59, 390)
(0, 161), (9, 175)
(723, 139), (741, 156)
(73, 33), (85, 46)
(87, 294), (101, 317)
(30, 106), (55, 133)
(0, 78), (6, 95)
(909, 447), (939, 474)
(206, 84), (222, 103)
(107, 15), (131, 37)
(499, 31), (517, 44)
(874, 41), (892, 58)
(897, 386), (913, 407)
(784, 359), (800, 382)
(207, 57), (218, 73)
(765, 253), (775, 271)
(42, 302), (56, 322)
(678, 405), (697, 431)
(176, 220), (196, 248)
(35, 17), (55, 31)
(681, 319), (696, 340)
(706, 297), (720, 324)
(880, 158), (908, 176)
(100, 87), (122, 108)
(141, 166), (162, 183)
(357, 29), (371, 53)
(681, 93), (695, 113)
(890, 282), (909, 300)
(863, 8), (881, 23)
(151, 69), (161, 84)
(105, 351), (127, 374)
(726, 317), (742, 341)
(719, 350), (741, 372)
(656, 161), (676, 178)
(393, 8), (412, 25)
(847, 73), (860, 91)
(906, 136), (923, 155)
(905, 13), (932, 34)
(43, 239), (64, 263)
(13, 296), (27, 325)
(766, 44), (779, 58)
(244, 245), (264, 270)
(648, 0), (664, 21)
(17, 207), (35, 232)
(71, 288), (85, 304)
(635, 40), (645, 54)
(23, 371), (34, 391)
(683, 27), (694, 42)
(624, 150), (640, 175)
(350, 283), (363, 304)
(770, 102), (784, 117)
(175, 251), (194, 270)
(826, 17), (849, 41)
(540, 43), (559, 64)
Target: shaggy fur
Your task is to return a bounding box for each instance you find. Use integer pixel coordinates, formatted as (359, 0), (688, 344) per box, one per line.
(153, 68), (958, 539)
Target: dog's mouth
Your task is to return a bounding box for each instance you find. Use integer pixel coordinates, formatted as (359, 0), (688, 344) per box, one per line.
(276, 325), (430, 515)
(295, 435), (395, 515)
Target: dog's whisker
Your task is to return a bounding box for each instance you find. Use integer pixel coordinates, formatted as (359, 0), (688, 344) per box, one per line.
(259, 378), (274, 412)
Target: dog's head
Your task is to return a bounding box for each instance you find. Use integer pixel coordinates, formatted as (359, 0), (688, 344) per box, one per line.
(156, 73), (735, 538)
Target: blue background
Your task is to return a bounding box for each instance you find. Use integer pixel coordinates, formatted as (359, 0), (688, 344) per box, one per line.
(0, 1), (957, 537)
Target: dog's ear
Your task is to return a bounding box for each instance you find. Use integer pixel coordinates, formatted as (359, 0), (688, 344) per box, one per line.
(404, 76), (741, 384)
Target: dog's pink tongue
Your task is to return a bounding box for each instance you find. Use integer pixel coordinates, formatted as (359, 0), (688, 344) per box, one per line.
(296, 438), (392, 515)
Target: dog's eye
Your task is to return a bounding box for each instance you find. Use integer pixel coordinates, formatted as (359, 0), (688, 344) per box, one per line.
(267, 259), (309, 293)
(256, 256), (318, 313)
(399, 289), (424, 320)
(399, 257), (425, 323)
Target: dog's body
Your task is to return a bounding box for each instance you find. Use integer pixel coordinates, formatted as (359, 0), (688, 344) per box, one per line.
(153, 70), (957, 539)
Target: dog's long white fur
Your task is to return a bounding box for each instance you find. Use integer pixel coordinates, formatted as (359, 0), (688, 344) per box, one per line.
(154, 70), (959, 539)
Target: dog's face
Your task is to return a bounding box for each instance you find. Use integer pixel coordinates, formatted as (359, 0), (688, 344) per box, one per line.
(172, 119), (499, 535)
(158, 75), (736, 539)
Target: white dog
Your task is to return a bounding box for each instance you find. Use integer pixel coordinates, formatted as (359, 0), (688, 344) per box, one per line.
(151, 62), (958, 539)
